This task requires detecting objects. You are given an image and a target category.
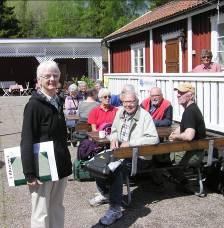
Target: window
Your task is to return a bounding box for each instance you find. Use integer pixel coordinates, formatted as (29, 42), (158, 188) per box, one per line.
(211, 13), (224, 68)
(131, 43), (145, 73)
(217, 23), (224, 67)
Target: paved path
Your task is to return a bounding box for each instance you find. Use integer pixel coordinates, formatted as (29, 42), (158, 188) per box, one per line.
(1, 96), (224, 228)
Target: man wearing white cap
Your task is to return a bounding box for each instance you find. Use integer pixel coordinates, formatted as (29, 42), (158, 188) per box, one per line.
(169, 82), (206, 191)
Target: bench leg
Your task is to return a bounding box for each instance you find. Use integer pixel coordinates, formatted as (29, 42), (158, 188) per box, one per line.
(122, 175), (132, 206)
(195, 168), (206, 197)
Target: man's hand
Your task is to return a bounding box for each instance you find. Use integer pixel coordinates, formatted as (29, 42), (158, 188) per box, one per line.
(110, 139), (119, 149)
(120, 142), (129, 147)
(27, 178), (43, 187)
(169, 132), (177, 141)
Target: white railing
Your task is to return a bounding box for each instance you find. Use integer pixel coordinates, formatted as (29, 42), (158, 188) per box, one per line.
(104, 73), (224, 133)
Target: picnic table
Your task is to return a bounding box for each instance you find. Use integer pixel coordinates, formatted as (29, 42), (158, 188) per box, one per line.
(9, 84), (23, 96)
(65, 114), (79, 121)
(87, 125), (177, 145)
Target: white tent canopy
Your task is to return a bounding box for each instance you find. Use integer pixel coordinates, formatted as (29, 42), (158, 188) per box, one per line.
(0, 38), (103, 79)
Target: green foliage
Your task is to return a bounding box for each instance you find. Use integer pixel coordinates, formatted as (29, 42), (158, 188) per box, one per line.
(0, 0), (21, 38)
(6, 0), (150, 38)
(72, 75), (95, 89)
(149, 0), (171, 9)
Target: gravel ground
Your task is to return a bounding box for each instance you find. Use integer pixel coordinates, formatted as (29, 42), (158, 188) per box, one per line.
(1, 96), (224, 228)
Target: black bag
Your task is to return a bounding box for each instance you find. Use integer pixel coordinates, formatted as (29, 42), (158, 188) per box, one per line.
(205, 157), (224, 195)
(84, 149), (117, 179)
(73, 159), (94, 181)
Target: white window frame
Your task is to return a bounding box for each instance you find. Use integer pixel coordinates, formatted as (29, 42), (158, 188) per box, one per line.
(131, 42), (145, 73)
(211, 13), (224, 69)
(162, 31), (183, 73)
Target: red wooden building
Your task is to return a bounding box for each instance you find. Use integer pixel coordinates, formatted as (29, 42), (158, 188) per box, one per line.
(104, 0), (224, 73)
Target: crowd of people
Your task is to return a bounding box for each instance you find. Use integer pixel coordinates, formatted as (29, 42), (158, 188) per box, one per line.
(20, 55), (217, 227)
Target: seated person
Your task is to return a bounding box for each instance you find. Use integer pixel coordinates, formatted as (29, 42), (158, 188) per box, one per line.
(64, 84), (79, 128)
(169, 83), (206, 191)
(94, 80), (103, 102)
(56, 82), (65, 103)
(192, 49), (222, 72)
(89, 90), (159, 226)
(78, 88), (99, 122)
(110, 84), (135, 107)
(141, 86), (173, 184)
(88, 88), (117, 131)
(141, 87), (172, 127)
(77, 81), (87, 102)
(94, 80), (103, 93)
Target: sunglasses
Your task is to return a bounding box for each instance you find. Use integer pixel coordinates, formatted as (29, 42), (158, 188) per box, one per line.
(103, 95), (111, 99)
(202, 56), (211, 59)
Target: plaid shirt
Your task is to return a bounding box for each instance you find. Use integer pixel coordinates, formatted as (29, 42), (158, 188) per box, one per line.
(120, 112), (134, 142)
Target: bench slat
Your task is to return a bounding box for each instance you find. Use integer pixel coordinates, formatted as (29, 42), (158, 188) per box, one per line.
(113, 137), (224, 158)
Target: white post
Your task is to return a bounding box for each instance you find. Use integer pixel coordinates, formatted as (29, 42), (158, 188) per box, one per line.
(188, 16), (193, 72)
(150, 29), (153, 73)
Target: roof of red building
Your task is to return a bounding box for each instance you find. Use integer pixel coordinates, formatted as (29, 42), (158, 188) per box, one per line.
(104, 0), (211, 41)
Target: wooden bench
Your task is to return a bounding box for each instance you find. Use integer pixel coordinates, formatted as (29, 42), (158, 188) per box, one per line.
(112, 136), (224, 204)
(69, 122), (91, 146)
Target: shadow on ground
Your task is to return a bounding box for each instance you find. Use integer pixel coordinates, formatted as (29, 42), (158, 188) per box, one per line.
(0, 160), (5, 169)
(90, 177), (194, 228)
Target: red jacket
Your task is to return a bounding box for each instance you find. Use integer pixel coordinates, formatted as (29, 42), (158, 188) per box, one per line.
(141, 98), (171, 120)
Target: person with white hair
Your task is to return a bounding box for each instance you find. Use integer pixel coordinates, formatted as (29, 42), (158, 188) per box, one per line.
(88, 88), (117, 131)
(64, 83), (79, 128)
(77, 81), (88, 102)
(89, 90), (159, 225)
(110, 84), (135, 107)
(20, 60), (72, 228)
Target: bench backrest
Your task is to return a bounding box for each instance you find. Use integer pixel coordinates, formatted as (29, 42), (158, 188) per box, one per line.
(113, 137), (224, 159)
(0, 81), (16, 89)
(75, 122), (91, 132)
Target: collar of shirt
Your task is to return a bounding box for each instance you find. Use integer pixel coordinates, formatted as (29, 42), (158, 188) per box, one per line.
(40, 89), (54, 101)
(39, 90), (58, 109)
(99, 105), (113, 112)
(202, 63), (212, 69)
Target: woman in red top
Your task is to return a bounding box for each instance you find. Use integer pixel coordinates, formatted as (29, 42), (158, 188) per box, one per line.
(88, 88), (117, 131)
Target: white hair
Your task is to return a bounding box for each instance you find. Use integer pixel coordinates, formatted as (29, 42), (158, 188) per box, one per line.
(122, 90), (139, 105)
(36, 60), (60, 79)
(121, 84), (135, 94)
(78, 81), (87, 87)
(98, 88), (111, 101)
(68, 84), (78, 92)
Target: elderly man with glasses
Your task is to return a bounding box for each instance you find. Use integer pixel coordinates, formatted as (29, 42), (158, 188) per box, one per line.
(192, 49), (221, 72)
(169, 82), (206, 192)
(89, 90), (159, 226)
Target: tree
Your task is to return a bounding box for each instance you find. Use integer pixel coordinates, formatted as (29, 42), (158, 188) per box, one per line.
(7, 0), (150, 38)
(35, 1), (86, 38)
(79, 0), (149, 37)
(0, 0), (21, 38)
(150, 0), (171, 9)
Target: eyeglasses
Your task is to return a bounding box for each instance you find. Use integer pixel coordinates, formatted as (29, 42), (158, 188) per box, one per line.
(103, 95), (111, 99)
(151, 94), (161, 97)
(40, 74), (60, 79)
